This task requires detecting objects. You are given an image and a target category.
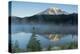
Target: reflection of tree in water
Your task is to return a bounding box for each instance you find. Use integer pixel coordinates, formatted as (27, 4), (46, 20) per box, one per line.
(27, 27), (42, 51)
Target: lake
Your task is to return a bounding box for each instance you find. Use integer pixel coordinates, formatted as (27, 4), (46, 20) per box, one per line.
(10, 24), (78, 50)
(11, 24), (77, 34)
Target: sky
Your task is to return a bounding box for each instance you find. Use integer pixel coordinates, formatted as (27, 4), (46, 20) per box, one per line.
(9, 1), (78, 17)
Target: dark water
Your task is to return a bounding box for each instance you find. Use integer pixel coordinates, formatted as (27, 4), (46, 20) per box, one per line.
(11, 24), (78, 49)
(11, 24), (77, 34)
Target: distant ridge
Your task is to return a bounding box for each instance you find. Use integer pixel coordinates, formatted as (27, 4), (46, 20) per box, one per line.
(9, 7), (78, 25)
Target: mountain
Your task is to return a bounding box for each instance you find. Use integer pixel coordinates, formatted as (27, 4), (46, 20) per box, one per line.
(37, 7), (68, 15)
(9, 7), (78, 25)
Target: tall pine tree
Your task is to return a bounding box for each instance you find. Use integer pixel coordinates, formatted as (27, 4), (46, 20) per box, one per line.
(27, 27), (42, 51)
(12, 40), (21, 53)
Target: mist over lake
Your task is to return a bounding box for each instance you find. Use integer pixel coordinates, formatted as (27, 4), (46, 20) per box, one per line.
(10, 23), (78, 52)
(11, 24), (78, 34)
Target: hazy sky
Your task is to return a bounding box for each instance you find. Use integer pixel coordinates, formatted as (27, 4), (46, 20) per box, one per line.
(10, 1), (78, 17)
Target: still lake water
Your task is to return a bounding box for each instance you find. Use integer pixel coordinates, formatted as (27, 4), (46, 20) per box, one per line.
(11, 24), (78, 49)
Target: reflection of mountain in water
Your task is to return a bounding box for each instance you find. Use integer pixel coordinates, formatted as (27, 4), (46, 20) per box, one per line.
(11, 32), (78, 49)
(49, 34), (61, 41)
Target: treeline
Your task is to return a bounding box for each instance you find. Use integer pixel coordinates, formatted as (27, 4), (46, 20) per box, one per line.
(27, 13), (78, 25)
(9, 13), (78, 25)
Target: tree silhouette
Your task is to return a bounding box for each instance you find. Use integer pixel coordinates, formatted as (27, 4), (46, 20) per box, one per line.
(12, 40), (21, 53)
(47, 44), (52, 50)
(27, 27), (42, 51)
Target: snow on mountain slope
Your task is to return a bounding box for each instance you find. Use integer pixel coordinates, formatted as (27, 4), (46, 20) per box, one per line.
(38, 7), (68, 15)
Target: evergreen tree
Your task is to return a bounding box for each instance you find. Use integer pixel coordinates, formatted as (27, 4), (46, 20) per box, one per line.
(27, 27), (42, 51)
(13, 40), (21, 53)
(47, 44), (52, 50)
(11, 43), (15, 53)
(15, 40), (19, 48)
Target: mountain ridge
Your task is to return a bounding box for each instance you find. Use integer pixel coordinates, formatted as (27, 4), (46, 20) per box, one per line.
(37, 7), (68, 15)
(9, 7), (78, 25)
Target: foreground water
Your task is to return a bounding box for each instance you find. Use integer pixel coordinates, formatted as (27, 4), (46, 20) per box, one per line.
(11, 24), (78, 50)
(11, 32), (77, 49)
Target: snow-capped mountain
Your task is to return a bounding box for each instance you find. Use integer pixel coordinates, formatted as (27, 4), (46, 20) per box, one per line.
(10, 7), (78, 25)
(38, 7), (68, 15)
